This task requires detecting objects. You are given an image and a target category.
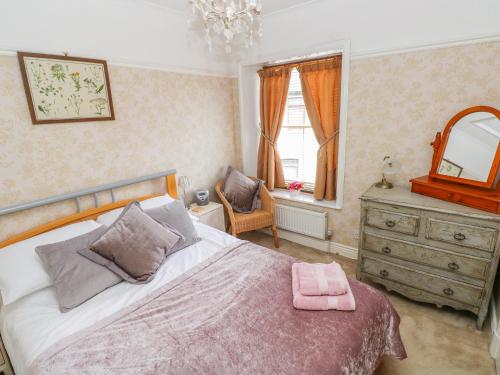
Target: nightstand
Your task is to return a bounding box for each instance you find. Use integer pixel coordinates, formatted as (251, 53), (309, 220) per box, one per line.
(189, 202), (225, 232)
(0, 334), (13, 375)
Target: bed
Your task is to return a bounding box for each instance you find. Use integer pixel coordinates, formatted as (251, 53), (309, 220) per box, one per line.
(0, 170), (406, 375)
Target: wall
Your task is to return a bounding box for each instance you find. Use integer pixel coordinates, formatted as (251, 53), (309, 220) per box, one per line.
(0, 0), (235, 76)
(2, 0), (500, 77)
(242, 41), (500, 248)
(0, 55), (240, 241)
(253, 0), (500, 61)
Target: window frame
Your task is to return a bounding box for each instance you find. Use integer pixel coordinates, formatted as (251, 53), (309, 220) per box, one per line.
(238, 39), (350, 209)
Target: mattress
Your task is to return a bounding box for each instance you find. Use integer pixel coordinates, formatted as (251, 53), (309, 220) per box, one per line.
(0, 222), (239, 375)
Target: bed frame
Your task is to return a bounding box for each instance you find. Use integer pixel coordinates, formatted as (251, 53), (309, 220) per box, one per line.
(0, 169), (178, 249)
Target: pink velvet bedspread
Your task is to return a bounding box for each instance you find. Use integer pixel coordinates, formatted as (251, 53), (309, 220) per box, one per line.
(29, 241), (406, 375)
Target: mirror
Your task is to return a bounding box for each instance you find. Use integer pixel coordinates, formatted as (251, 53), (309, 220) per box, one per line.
(438, 112), (500, 181)
(431, 106), (500, 188)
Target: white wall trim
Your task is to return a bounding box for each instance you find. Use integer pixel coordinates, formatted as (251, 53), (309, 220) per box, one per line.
(351, 32), (500, 60)
(238, 38), (350, 208)
(3, 32), (498, 79)
(0, 48), (235, 78)
(262, 228), (358, 260)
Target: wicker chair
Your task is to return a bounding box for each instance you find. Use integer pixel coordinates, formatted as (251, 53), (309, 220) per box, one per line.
(215, 179), (280, 248)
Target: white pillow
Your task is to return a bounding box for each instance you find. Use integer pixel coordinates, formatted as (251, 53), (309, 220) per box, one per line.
(0, 220), (102, 306)
(96, 194), (176, 226)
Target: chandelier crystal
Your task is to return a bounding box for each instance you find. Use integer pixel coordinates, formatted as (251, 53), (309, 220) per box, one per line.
(189, 0), (262, 53)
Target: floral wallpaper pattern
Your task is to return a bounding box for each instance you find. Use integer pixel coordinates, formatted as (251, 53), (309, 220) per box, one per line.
(1, 41), (500, 246)
(275, 41), (500, 248)
(0, 56), (240, 241)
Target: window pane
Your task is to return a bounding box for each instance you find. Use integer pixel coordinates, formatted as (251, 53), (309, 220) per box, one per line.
(302, 127), (317, 184)
(288, 70), (302, 94)
(277, 68), (317, 186)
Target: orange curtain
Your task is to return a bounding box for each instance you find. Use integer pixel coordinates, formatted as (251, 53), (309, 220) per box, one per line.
(298, 56), (342, 201)
(257, 66), (291, 190)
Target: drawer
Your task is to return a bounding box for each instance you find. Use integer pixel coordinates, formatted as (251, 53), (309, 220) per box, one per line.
(426, 218), (497, 253)
(363, 233), (490, 280)
(361, 256), (483, 306)
(365, 208), (420, 236)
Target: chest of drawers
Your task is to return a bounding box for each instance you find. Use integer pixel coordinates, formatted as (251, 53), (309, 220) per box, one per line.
(356, 185), (500, 329)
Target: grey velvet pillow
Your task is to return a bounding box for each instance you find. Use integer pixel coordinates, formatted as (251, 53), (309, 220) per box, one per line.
(145, 200), (201, 253)
(222, 166), (261, 213)
(36, 226), (122, 312)
(78, 202), (182, 284)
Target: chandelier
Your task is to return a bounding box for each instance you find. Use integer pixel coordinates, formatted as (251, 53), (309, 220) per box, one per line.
(189, 0), (262, 53)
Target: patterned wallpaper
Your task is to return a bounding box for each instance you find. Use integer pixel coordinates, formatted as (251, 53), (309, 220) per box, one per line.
(275, 41), (500, 248)
(1, 41), (499, 247)
(0, 55), (241, 242)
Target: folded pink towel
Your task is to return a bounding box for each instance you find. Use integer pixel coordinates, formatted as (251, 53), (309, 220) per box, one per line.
(296, 261), (349, 296)
(292, 263), (356, 311)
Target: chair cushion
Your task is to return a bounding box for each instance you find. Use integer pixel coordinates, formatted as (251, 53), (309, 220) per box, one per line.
(223, 166), (262, 213)
(234, 209), (274, 233)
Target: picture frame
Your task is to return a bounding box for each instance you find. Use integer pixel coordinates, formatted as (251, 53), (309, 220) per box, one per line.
(17, 51), (115, 124)
(438, 158), (463, 178)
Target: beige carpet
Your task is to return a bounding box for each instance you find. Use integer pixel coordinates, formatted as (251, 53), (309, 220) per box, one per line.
(239, 231), (496, 375)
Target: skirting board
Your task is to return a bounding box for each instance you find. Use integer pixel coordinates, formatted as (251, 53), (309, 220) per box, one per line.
(261, 228), (358, 260)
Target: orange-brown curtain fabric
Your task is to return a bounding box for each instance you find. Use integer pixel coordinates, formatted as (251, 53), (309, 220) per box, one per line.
(298, 56), (342, 201)
(257, 66), (291, 190)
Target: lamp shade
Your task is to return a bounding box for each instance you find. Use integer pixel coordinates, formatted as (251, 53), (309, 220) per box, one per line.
(382, 157), (401, 176)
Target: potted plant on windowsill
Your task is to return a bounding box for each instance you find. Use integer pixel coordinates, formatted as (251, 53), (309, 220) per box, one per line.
(288, 181), (303, 196)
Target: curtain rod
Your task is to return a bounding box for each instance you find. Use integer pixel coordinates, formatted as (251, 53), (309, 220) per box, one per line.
(263, 51), (342, 69)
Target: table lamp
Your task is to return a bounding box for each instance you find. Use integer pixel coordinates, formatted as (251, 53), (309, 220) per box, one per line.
(375, 156), (401, 189)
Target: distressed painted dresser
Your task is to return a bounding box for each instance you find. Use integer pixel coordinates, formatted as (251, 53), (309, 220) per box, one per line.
(356, 185), (500, 328)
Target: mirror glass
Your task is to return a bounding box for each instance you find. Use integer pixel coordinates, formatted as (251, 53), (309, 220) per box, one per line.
(438, 112), (500, 182)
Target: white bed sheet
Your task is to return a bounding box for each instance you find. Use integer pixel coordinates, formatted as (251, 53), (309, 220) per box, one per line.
(0, 223), (239, 375)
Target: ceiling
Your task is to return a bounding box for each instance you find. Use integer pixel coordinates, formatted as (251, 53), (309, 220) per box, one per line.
(144, 0), (313, 14)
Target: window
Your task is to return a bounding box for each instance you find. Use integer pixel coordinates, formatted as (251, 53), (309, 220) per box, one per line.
(277, 68), (317, 191)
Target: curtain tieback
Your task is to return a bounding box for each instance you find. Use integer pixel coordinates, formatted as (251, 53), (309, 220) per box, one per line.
(260, 130), (277, 147)
(318, 130), (339, 152)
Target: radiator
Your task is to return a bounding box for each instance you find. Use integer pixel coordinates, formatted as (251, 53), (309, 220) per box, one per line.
(275, 204), (328, 240)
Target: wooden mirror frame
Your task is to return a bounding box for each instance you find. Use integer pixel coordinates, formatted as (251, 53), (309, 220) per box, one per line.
(429, 106), (500, 189)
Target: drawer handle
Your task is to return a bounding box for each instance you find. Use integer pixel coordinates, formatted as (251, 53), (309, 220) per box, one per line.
(447, 262), (459, 271)
(385, 219), (396, 228)
(382, 246), (392, 254)
(443, 288), (454, 296)
(453, 232), (466, 241)
(379, 269), (389, 278)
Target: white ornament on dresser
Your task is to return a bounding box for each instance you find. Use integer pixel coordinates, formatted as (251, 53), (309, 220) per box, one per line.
(357, 185), (500, 329)
(189, 202), (225, 232)
(0, 334), (13, 375)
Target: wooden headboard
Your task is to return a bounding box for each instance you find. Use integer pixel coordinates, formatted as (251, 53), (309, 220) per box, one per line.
(0, 171), (177, 249)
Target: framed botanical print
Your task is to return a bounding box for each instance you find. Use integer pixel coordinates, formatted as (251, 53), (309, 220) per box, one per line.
(18, 52), (115, 124)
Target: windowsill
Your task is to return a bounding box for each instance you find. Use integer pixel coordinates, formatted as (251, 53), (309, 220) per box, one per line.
(270, 189), (341, 209)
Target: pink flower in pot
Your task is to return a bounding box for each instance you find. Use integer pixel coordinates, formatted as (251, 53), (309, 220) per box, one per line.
(288, 181), (303, 193)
